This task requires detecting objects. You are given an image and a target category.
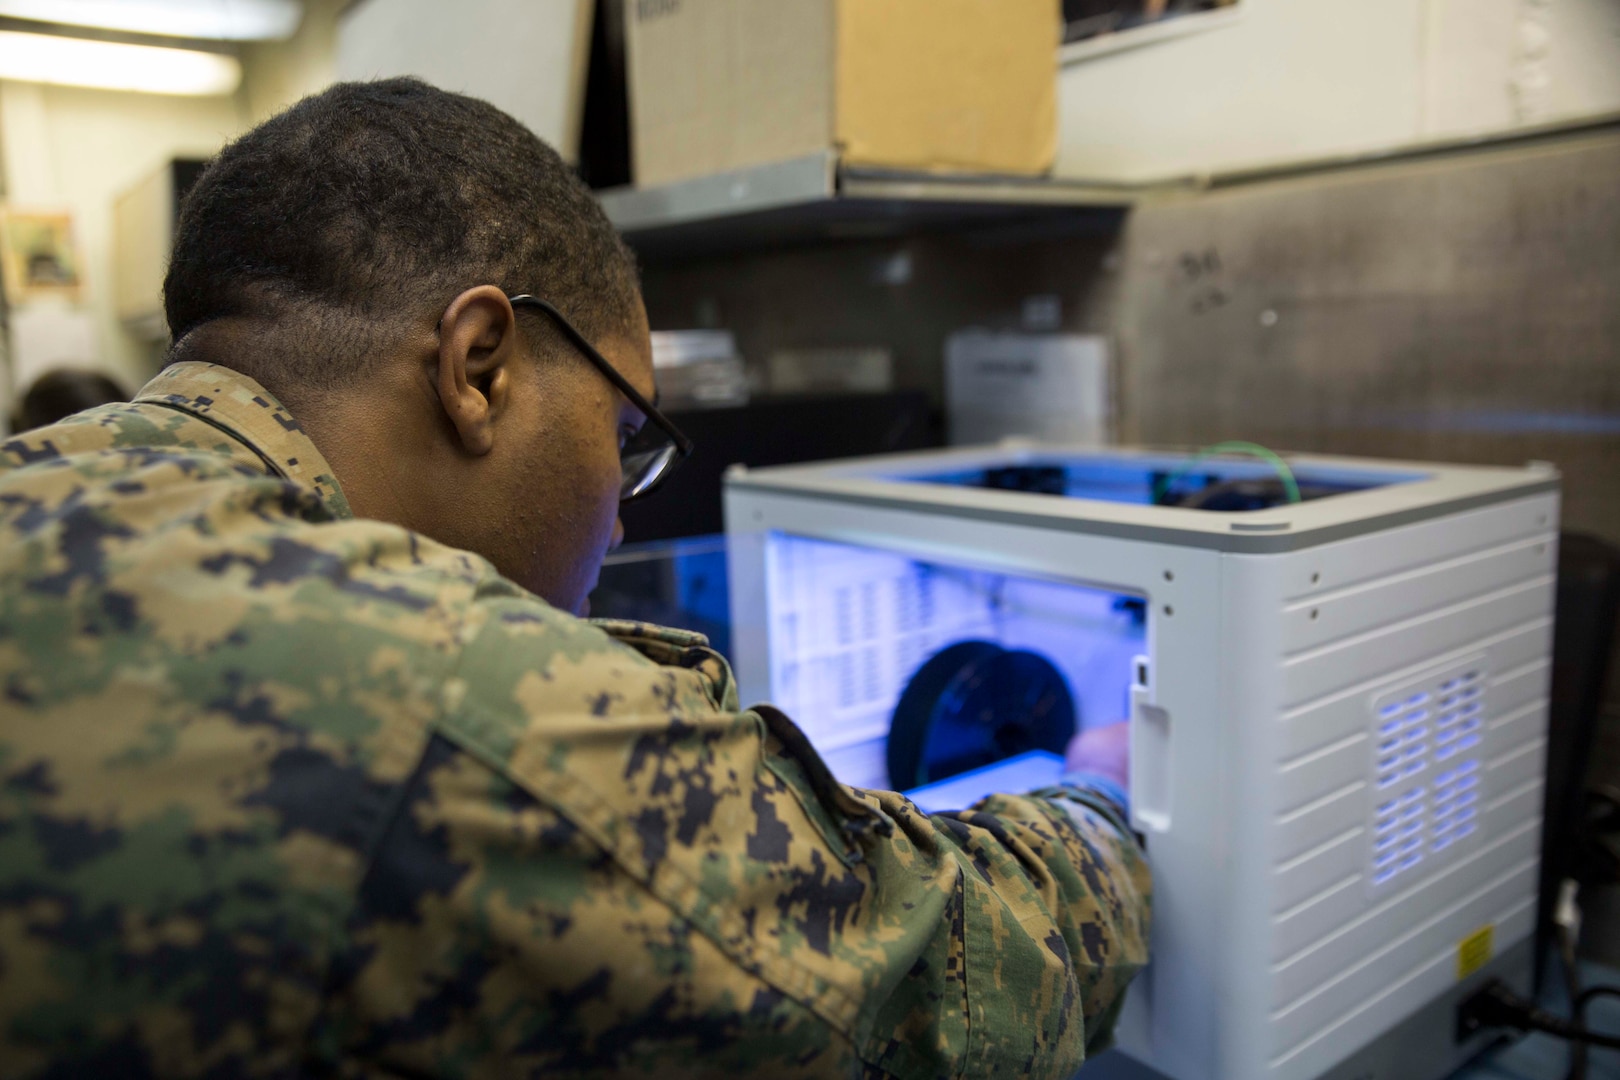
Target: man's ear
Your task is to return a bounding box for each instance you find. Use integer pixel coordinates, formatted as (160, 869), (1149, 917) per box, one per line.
(434, 285), (519, 457)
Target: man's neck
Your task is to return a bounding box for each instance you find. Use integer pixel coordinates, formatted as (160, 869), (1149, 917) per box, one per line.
(172, 320), (436, 532)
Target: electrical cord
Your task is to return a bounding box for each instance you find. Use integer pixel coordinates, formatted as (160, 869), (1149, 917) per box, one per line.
(1458, 979), (1620, 1051)
(1151, 440), (1303, 506)
(1560, 907), (1589, 1080)
(1571, 984), (1620, 1080)
(1578, 987), (1620, 1010)
(1553, 876), (1620, 1080)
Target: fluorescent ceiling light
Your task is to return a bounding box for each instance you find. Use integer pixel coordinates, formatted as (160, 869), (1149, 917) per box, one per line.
(0, 30), (241, 95)
(0, 0), (302, 41)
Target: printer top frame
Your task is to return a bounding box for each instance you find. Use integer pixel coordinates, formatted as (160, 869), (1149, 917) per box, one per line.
(723, 443), (1559, 554)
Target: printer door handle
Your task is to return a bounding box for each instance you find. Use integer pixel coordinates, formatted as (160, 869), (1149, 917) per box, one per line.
(1129, 654), (1171, 834)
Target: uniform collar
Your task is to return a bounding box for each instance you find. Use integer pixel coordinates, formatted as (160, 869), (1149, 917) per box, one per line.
(134, 361), (354, 520)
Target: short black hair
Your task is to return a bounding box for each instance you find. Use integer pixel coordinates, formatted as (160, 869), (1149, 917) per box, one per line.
(164, 78), (640, 389)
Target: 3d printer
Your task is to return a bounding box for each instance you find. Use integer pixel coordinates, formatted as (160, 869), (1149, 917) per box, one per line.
(723, 443), (1558, 1080)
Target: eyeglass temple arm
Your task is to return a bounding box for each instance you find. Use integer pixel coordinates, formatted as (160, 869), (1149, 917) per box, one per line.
(507, 294), (694, 456)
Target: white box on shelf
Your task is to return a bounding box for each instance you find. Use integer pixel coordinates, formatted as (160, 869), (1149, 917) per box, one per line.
(945, 329), (1112, 446)
(650, 329), (748, 409)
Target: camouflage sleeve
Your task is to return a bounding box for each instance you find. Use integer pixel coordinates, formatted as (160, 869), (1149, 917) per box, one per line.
(318, 603), (1150, 1079)
(896, 785), (1151, 1063)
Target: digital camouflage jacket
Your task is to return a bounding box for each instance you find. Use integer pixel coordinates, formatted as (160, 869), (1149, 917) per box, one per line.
(0, 361), (1150, 1079)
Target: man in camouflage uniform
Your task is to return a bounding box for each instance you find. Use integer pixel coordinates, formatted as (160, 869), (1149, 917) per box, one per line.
(0, 79), (1149, 1078)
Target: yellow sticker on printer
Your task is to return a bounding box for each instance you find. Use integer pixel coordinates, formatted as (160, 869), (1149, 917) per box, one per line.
(1457, 925), (1494, 980)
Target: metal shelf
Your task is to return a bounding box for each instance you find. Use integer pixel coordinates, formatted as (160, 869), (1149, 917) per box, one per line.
(598, 151), (1142, 260)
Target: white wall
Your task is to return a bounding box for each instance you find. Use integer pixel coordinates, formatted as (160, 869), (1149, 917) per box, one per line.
(0, 81), (244, 396)
(1422, 0), (1620, 135)
(0, 0), (348, 411)
(242, 0), (342, 124)
(1056, 0), (1620, 182)
(0, 0), (597, 415)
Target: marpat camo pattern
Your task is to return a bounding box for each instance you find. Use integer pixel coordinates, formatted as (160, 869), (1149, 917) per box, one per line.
(0, 361), (1150, 1078)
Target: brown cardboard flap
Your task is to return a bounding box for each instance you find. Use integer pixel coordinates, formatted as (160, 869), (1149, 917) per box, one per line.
(834, 0), (1059, 176)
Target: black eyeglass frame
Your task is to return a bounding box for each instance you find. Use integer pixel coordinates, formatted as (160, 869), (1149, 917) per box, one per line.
(507, 293), (694, 502)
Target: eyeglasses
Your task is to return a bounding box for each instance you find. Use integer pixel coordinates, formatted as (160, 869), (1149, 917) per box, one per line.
(507, 294), (693, 502)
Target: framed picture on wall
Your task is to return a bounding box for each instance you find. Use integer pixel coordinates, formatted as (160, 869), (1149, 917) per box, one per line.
(0, 209), (83, 304)
(1063, 0), (1239, 46)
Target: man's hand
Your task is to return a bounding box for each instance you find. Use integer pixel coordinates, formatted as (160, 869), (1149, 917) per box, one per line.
(1064, 722), (1130, 792)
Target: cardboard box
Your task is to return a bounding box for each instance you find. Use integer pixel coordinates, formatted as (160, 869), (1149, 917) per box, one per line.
(625, 0), (1060, 187)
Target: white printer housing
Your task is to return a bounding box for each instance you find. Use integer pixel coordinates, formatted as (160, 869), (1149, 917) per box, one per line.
(722, 445), (1558, 1080)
